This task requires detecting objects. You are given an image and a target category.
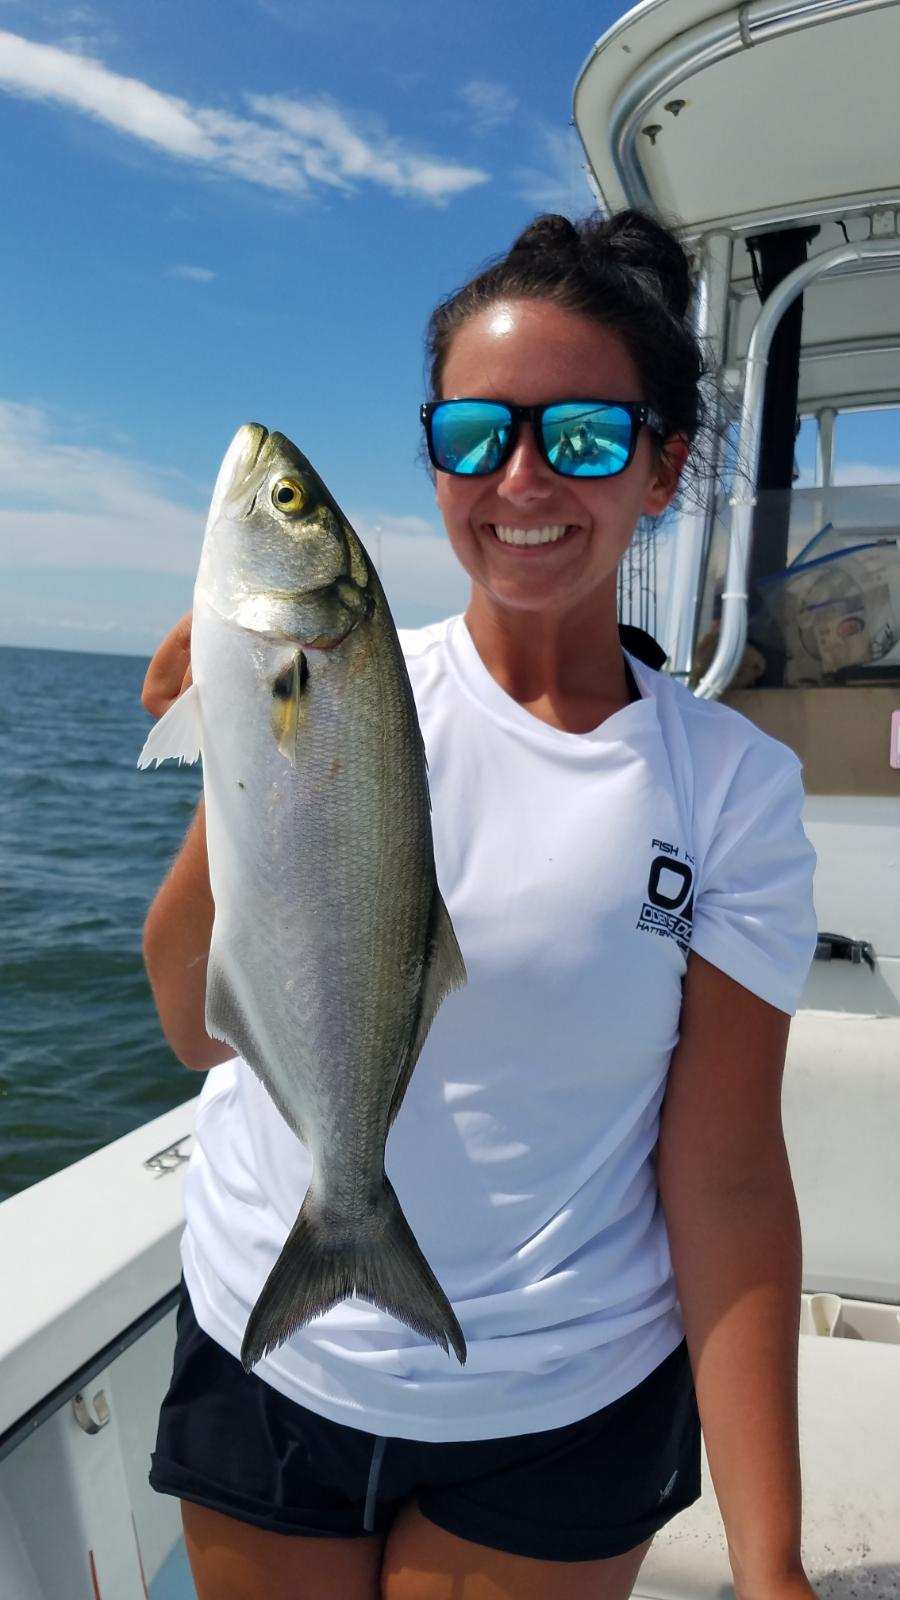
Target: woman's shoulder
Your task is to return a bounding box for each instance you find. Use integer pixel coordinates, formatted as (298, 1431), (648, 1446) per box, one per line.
(650, 661), (803, 792)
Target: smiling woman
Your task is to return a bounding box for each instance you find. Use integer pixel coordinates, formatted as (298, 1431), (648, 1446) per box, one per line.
(416, 209), (706, 731)
(142, 207), (819, 1600)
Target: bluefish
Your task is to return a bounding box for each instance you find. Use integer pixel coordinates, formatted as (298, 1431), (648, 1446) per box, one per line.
(139, 424), (467, 1369)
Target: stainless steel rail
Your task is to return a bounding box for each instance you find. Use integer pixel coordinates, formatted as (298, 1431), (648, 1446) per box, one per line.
(663, 230), (732, 678)
(696, 234), (900, 699)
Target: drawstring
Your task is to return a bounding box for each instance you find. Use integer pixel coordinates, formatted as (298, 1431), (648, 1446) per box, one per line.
(363, 1436), (388, 1533)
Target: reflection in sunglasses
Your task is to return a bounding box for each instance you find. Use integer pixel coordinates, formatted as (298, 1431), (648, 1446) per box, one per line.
(548, 424), (598, 464)
(457, 426), (505, 474)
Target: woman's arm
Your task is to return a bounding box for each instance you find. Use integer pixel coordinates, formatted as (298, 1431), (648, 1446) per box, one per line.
(656, 950), (817, 1600)
(141, 614), (232, 1072)
(143, 798), (232, 1070)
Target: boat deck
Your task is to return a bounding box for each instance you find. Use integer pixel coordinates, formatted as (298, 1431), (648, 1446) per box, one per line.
(151, 1540), (196, 1600)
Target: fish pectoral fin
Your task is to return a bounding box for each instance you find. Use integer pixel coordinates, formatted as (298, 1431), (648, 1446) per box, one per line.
(137, 684), (202, 769)
(271, 650), (308, 763)
(386, 889), (467, 1129)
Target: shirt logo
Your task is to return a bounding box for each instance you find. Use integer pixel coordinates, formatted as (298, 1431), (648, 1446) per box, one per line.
(636, 839), (695, 955)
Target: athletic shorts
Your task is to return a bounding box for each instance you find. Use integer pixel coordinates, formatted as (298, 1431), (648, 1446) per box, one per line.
(149, 1276), (701, 1563)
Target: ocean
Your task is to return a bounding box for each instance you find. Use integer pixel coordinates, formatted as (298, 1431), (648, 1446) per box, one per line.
(0, 645), (202, 1202)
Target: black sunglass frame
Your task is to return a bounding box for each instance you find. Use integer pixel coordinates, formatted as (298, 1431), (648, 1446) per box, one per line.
(420, 398), (667, 479)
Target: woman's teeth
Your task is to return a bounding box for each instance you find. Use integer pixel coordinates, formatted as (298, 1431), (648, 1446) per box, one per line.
(492, 524), (571, 546)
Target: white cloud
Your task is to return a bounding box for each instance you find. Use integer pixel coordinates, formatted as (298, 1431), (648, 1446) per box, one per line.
(246, 95), (488, 204)
(795, 460), (900, 489)
(0, 29), (217, 160)
(515, 124), (596, 218)
(345, 509), (470, 619)
(0, 403), (469, 651)
(0, 28), (490, 206)
(457, 79), (518, 135)
(167, 263), (216, 283)
(0, 398), (203, 574)
(834, 460), (900, 487)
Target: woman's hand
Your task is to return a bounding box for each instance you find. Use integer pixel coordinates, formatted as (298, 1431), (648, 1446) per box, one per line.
(142, 612), (193, 718)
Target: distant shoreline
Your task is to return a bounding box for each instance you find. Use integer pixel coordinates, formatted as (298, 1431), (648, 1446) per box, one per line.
(0, 641), (152, 664)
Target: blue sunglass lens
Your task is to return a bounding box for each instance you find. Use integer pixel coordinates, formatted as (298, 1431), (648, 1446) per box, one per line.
(541, 404), (633, 477)
(430, 402), (512, 475)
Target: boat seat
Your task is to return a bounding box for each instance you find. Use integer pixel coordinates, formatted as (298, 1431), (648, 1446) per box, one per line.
(634, 1334), (900, 1598)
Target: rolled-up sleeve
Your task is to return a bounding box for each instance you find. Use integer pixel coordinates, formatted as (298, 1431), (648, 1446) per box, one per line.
(690, 750), (818, 1015)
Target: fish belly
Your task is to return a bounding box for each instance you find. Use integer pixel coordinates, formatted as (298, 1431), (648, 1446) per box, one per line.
(192, 596), (435, 1217)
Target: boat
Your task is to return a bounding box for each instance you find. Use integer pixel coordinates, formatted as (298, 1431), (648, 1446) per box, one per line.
(576, 1), (900, 1593)
(1, 2), (898, 1594)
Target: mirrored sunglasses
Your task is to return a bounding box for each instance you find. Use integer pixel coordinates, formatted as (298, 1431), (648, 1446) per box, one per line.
(420, 398), (666, 479)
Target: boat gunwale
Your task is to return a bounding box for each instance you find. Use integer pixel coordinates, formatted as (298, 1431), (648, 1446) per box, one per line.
(0, 1284), (180, 1467)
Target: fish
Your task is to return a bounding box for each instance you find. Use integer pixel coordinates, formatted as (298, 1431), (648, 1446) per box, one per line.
(138, 423), (467, 1370)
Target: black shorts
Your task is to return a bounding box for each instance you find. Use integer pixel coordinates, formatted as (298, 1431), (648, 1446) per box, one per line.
(149, 1277), (701, 1563)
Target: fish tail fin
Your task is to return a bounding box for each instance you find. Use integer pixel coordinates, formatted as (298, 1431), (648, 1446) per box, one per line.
(240, 1179), (467, 1371)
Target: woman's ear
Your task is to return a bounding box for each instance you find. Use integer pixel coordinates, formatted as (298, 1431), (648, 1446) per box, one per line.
(643, 433), (691, 518)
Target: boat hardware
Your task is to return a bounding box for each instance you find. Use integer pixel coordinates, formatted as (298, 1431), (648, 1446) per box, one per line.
(72, 1389), (110, 1435)
(814, 932), (876, 969)
(806, 1293), (843, 1336)
(143, 1135), (192, 1177)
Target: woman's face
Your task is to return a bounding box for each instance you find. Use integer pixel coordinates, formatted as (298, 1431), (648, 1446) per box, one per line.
(435, 298), (687, 622)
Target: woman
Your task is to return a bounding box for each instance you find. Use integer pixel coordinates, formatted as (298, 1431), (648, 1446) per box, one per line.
(143, 210), (819, 1600)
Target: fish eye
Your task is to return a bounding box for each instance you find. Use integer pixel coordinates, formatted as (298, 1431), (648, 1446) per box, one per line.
(271, 478), (306, 515)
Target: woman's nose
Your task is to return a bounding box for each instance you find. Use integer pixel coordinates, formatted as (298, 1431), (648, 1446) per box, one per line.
(496, 422), (555, 504)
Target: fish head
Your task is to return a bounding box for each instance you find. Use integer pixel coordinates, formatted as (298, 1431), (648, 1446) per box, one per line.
(197, 424), (365, 631)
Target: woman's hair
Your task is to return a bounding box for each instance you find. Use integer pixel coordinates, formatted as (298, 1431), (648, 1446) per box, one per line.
(423, 208), (726, 508)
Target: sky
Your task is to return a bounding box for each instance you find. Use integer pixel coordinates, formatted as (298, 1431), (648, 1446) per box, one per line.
(0, 1), (897, 657)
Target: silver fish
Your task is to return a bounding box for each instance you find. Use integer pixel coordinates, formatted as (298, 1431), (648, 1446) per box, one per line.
(139, 423), (467, 1369)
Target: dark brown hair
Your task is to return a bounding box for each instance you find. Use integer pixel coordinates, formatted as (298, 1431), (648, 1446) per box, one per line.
(424, 208), (723, 504)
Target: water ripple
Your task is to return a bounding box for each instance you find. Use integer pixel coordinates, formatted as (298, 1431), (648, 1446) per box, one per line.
(0, 645), (202, 1201)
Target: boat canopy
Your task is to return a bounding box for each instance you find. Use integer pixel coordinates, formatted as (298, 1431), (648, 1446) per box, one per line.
(575, 0), (900, 693)
(573, 0), (900, 242)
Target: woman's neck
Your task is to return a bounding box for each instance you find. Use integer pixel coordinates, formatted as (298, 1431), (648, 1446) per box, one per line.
(463, 585), (635, 734)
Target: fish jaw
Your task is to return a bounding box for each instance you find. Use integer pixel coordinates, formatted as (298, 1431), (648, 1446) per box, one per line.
(204, 423), (268, 535)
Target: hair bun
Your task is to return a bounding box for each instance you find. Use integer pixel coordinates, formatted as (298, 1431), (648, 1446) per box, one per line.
(508, 213), (580, 262)
(589, 210), (694, 320)
(508, 209), (693, 320)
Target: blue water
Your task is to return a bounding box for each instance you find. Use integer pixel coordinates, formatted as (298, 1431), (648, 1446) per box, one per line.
(0, 646), (202, 1201)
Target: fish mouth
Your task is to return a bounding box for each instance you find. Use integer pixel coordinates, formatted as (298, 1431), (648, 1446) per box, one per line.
(205, 423), (270, 532)
(244, 424), (269, 475)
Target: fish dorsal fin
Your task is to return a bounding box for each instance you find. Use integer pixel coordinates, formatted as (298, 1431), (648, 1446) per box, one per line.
(387, 889), (467, 1129)
(137, 684), (202, 768)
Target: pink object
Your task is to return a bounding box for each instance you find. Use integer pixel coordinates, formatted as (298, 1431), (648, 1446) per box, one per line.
(891, 710), (900, 769)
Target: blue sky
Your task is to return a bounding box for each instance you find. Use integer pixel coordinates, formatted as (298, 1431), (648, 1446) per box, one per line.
(0, 0), (626, 655)
(0, 1), (897, 656)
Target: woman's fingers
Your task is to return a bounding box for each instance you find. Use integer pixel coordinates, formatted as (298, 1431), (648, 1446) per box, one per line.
(142, 612), (193, 719)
